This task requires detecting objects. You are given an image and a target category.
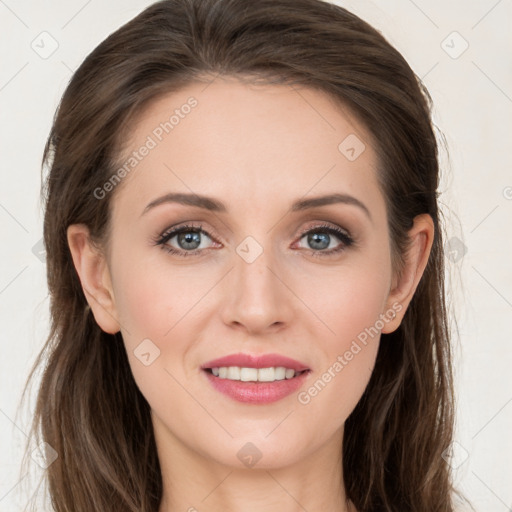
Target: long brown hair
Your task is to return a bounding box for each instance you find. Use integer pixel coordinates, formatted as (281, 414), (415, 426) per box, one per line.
(22, 0), (462, 510)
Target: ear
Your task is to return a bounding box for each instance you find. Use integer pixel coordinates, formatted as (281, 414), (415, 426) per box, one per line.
(381, 214), (434, 334)
(67, 224), (120, 334)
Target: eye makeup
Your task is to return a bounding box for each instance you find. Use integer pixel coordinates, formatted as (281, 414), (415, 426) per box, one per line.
(151, 221), (355, 259)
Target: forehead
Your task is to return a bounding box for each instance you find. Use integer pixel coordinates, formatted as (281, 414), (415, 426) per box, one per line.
(111, 77), (385, 221)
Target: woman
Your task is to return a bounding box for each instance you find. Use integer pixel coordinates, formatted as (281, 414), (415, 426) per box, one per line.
(23, 0), (464, 510)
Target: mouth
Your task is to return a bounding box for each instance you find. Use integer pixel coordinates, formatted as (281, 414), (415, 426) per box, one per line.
(201, 353), (311, 404)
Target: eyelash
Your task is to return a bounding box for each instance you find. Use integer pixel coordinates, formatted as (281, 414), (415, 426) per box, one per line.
(153, 222), (354, 258)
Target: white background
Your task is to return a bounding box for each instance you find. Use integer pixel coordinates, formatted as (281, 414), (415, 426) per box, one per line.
(0, 0), (511, 510)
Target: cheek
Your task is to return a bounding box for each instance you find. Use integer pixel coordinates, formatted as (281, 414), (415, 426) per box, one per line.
(111, 261), (196, 407)
(295, 281), (385, 427)
(111, 254), (218, 394)
(293, 248), (391, 348)
(309, 271), (387, 338)
(290, 251), (391, 418)
(112, 252), (210, 341)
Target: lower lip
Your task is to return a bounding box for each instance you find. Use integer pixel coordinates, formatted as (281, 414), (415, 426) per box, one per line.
(203, 370), (310, 404)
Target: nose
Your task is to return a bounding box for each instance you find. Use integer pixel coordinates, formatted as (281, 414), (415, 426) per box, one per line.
(220, 241), (294, 335)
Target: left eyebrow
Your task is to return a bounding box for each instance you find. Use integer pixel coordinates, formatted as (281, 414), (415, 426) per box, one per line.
(290, 193), (372, 221)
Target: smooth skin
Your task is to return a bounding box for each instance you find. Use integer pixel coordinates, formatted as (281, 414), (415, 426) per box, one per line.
(67, 76), (434, 512)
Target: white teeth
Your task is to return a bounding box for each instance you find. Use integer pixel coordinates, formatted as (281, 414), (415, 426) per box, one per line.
(240, 367), (258, 381)
(257, 367), (275, 382)
(285, 368), (295, 379)
(209, 366), (300, 382)
(227, 366), (241, 380)
(274, 367), (286, 380)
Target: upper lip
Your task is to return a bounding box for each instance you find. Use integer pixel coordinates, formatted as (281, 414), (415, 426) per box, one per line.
(201, 353), (310, 372)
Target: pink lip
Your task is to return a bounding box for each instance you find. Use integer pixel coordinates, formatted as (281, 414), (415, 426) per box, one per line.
(201, 352), (310, 372)
(203, 370), (310, 404)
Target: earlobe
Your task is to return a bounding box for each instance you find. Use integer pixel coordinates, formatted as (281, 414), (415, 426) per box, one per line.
(66, 224), (120, 334)
(381, 214), (434, 334)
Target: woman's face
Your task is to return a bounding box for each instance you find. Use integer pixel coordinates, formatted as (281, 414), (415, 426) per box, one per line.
(73, 77), (417, 469)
